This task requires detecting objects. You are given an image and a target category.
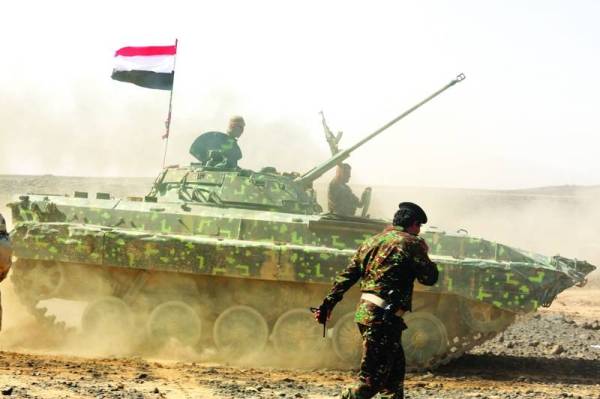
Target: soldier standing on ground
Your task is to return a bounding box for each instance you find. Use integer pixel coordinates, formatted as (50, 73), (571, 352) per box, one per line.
(328, 163), (363, 216)
(314, 202), (438, 399)
(0, 214), (12, 331)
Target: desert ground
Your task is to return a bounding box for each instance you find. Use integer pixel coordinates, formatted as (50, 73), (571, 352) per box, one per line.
(0, 175), (598, 398)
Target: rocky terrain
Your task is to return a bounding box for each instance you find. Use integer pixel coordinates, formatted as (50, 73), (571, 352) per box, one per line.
(0, 175), (598, 398)
(0, 292), (598, 399)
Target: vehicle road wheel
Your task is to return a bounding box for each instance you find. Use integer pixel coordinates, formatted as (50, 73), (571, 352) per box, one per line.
(402, 311), (448, 369)
(271, 308), (327, 358)
(146, 301), (202, 347)
(459, 299), (516, 333)
(11, 260), (65, 302)
(332, 312), (361, 365)
(213, 305), (268, 358)
(81, 296), (134, 354)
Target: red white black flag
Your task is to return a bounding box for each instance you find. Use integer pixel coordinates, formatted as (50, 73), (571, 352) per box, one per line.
(111, 44), (176, 90)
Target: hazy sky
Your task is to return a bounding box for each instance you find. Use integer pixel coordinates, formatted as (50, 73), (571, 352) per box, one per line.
(1, 1), (598, 189)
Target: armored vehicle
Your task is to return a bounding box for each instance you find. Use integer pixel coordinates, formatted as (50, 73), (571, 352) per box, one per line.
(7, 75), (596, 369)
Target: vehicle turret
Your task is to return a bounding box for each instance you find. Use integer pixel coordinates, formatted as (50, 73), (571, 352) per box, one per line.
(148, 74), (466, 215)
(296, 74), (465, 187)
(8, 71), (594, 371)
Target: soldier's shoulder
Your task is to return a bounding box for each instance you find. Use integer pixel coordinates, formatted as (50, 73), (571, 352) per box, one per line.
(384, 229), (424, 249)
(400, 234), (429, 256)
(369, 227), (405, 246)
(400, 232), (424, 245)
(329, 179), (347, 189)
(381, 227), (411, 240)
(410, 234), (426, 243)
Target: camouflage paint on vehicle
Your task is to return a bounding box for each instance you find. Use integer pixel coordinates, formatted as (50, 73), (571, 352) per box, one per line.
(9, 172), (594, 315)
(6, 74), (596, 368)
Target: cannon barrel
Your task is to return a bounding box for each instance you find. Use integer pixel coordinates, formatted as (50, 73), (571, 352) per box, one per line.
(295, 73), (466, 186)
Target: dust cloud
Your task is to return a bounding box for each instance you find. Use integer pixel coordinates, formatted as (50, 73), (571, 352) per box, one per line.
(0, 166), (598, 363)
(0, 254), (335, 368)
(0, 84), (328, 179)
(363, 184), (600, 284)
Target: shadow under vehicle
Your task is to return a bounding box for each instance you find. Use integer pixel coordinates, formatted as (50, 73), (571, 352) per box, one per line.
(7, 74), (596, 369)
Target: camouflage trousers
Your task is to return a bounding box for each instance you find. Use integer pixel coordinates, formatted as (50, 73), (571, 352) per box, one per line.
(341, 322), (405, 399)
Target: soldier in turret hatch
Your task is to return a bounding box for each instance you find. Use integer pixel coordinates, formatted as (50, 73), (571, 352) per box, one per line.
(227, 115), (245, 138)
(328, 163), (363, 216)
(219, 115), (244, 168)
(189, 115), (245, 169)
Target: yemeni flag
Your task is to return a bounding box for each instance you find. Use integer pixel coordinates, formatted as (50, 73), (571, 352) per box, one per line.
(111, 44), (177, 90)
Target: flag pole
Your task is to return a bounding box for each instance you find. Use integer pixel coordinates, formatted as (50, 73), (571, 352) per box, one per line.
(161, 38), (178, 169)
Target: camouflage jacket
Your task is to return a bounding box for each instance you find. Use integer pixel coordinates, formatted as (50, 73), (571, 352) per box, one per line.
(325, 226), (438, 326)
(0, 213), (11, 282)
(189, 131), (242, 168)
(327, 179), (360, 216)
(218, 136), (242, 169)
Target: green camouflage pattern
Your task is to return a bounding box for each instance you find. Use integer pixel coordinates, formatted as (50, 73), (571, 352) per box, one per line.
(341, 323), (405, 399)
(324, 226), (438, 326)
(189, 131), (243, 169)
(328, 179), (360, 216)
(7, 164), (596, 314)
(10, 77), (596, 368)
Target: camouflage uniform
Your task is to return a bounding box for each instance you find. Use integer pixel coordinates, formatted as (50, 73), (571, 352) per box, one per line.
(189, 131), (242, 169)
(328, 179), (360, 216)
(324, 226), (438, 399)
(0, 214), (12, 331)
(211, 134), (241, 168)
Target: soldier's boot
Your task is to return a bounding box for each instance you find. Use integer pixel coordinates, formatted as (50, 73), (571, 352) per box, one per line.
(378, 385), (404, 399)
(378, 393), (403, 399)
(340, 387), (377, 399)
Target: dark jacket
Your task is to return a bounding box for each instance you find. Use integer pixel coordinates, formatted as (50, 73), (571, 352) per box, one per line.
(325, 226), (438, 325)
(328, 179), (360, 216)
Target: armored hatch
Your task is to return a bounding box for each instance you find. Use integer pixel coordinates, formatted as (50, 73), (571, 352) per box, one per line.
(7, 74), (596, 369)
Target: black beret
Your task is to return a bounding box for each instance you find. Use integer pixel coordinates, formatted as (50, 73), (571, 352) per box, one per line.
(398, 202), (428, 224)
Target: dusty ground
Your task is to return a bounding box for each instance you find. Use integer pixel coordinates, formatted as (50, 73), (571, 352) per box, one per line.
(0, 287), (598, 399)
(0, 175), (598, 398)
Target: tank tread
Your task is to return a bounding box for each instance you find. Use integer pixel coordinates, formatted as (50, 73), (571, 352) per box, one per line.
(407, 331), (497, 372)
(11, 264), (73, 336)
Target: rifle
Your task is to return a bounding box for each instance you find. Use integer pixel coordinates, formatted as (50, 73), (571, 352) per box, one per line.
(297, 74), (466, 187)
(319, 110), (343, 156)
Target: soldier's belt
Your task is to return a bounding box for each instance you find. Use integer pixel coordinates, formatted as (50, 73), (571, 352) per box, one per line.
(360, 293), (405, 317)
